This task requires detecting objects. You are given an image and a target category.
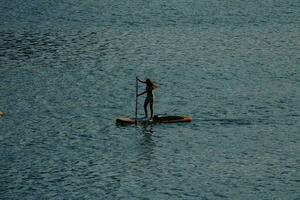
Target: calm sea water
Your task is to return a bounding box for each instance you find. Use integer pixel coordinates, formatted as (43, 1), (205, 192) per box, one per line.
(1, 0), (300, 199)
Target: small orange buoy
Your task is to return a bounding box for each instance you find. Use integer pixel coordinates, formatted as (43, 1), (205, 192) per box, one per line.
(0, 111), (4, 117)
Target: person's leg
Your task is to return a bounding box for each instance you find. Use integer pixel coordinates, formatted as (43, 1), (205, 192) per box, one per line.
(144, 99), (149, 118)
(149, 100), (154, 120)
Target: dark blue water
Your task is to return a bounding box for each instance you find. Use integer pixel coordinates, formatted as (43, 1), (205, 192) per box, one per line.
(1, 0), (300, 199)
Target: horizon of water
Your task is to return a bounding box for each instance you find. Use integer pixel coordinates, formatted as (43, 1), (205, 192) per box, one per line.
(1, 0), (300, 199)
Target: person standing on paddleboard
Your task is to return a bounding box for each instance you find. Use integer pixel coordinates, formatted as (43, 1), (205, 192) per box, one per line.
(137, 78), (157, 120)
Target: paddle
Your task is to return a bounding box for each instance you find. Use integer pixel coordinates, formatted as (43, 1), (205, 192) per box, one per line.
(135, 76), (138, 125)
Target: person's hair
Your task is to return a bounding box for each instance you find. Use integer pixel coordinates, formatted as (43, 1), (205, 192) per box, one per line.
(146, 79), (153, 86)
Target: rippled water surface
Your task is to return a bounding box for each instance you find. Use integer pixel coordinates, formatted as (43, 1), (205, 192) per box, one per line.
(1, 0), (300, 199)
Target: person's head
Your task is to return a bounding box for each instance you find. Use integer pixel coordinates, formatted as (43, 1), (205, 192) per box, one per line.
(146, 79), (152, 86)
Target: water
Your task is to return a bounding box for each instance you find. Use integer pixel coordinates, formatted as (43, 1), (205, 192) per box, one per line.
(1, 0), (300, 199)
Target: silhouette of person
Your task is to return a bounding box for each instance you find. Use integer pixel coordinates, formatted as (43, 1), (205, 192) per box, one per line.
(137, 78), (157, 120)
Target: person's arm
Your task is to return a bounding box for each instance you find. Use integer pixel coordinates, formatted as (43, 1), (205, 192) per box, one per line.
(137, 91), (147, 96)
(137, 77), (146, 84)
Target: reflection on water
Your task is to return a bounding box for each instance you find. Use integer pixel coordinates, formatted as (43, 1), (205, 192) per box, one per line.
(141, 124), (154, 135)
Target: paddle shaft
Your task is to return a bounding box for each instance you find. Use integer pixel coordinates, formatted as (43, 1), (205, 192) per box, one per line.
(135, 77), (138, 125)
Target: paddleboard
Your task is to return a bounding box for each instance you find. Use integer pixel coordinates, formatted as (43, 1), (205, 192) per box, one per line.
(116, 115), (192, 125)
